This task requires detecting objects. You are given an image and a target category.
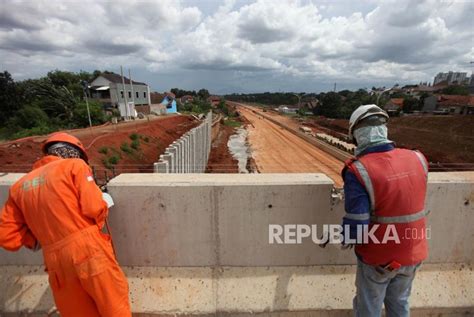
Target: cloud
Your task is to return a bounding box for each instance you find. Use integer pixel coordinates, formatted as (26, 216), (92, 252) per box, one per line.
(0, 0), (472, 93)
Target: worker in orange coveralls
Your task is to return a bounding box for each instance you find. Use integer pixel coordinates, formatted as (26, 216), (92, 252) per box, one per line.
(0, 132), (131, 317)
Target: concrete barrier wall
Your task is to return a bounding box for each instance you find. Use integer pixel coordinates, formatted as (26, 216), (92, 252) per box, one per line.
(1, 172), (473, 266)
(0, 172), (473, 315)
(154, 112), (212, 173)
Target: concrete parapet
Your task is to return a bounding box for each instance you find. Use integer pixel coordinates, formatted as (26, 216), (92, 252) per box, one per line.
(154, 112), (212, 173)
(1, 172), (473, 267)
(0, 172), (473, 315)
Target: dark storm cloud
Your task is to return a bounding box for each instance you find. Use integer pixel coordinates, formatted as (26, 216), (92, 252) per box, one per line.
(184, 59), (276, 72)
(0, 37), (60, 53)
(238, 20), (294, 44)
(0, 11), (43, 30)
(83, 41), (141, 56)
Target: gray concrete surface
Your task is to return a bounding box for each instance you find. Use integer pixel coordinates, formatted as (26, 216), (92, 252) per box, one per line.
(0, 172), (473, 315)
(1, 172), (473, 266)
(0, 264), (472, 315)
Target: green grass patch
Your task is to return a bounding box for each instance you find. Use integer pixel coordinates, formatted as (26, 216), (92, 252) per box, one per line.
(98, 146), (109, 155)
(108, 155), (120, 165)
(223, 119), (242, 128)
(129, 133), (139, 141)
(131, 139), (140, 150)
(120, 142), (133, 154)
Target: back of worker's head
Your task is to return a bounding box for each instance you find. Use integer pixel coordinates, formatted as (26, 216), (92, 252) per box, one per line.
(42, 133), (88, 162)
(349, 105), (391, 155)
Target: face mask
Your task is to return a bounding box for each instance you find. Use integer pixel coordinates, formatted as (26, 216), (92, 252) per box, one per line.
(354, 125), (391, 156)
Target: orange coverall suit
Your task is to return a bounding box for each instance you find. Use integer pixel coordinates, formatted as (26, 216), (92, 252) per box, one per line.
(0, 155), (131, 316)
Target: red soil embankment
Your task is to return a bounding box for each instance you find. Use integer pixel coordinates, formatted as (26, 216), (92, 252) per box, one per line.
(0, 116), (199, 181)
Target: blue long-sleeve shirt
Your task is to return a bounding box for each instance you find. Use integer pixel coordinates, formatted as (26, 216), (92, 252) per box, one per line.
(342, 143), (395, 242)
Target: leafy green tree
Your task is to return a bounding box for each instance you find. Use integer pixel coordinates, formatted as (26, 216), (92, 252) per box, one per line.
(441, 85), (469, 95)
(73, 100), (106, 127)
(6, 104), (50, 130)
(197, 88), (210, 100)
(0, 71), (21, 125)
(403, 97), (420, 112)
(27, 79), (79, 124)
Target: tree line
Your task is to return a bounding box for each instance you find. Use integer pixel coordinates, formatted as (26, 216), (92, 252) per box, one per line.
(0, 70), (108, 140)
(224, 86), (466, 119)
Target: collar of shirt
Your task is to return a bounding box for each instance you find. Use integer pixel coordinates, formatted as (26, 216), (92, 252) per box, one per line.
(357, 142), (395, 157)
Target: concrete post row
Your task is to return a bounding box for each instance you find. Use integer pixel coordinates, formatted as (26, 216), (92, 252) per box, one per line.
(154, 112), (213, 173)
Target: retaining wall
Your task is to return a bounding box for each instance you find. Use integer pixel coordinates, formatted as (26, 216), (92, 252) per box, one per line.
(0, 172), (473, 315)
(153, 112), (212, 173)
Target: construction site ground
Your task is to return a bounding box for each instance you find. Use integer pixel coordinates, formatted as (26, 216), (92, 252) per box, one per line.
(303, 115), (474, 170)
(0, 115), (198, 182)
(237, 105), (344, 187)
(206, 120), (239, 173)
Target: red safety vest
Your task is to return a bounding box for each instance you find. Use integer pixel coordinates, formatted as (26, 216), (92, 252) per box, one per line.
(345, 148), (429, 266)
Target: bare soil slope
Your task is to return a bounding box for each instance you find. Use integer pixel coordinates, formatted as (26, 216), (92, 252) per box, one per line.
(0, 116), (198, 180)
(310, 115), (474, 167)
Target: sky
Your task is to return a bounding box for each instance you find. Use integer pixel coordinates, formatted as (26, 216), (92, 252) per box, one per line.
(1, 0), (473, 94)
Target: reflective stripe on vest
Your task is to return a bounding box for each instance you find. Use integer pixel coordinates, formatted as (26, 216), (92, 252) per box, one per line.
(413, 151), (428, 176)
(352, 160), (375, 212)
(345, 212), (371, 221)
(371, 209), (429, 224)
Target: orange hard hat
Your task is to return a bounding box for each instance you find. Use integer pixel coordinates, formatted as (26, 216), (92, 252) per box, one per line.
(42, 132), (88, 162)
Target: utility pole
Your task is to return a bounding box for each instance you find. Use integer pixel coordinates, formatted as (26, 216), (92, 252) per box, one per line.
(129, 69), (135, 106)
(120, 66), (129, 120)
(293, 93), (305, 109)
(80, 80), (93, 129)
(376, 84), (399, 106)
(333, 83), (337, 92)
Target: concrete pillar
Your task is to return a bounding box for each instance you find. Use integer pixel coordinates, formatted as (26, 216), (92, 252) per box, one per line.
(154, 161), (168, 173)
(162, 153), (173, 173)
(198, 125), (203, 172)
(183, 134), (187, 173)
(168, 146), (178, 173)
(191, 131), (196, 173)
(180, 137), (186, 173)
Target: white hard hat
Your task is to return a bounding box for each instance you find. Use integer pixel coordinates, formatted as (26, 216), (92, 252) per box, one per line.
(348, 104), (389, 140)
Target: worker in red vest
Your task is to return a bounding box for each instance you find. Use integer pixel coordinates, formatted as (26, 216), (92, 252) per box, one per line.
(0, 132), (131, 316)
(342, 105), (429, 317)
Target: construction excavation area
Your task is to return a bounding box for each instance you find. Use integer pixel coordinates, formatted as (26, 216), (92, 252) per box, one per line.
(0, 104), (473, 316)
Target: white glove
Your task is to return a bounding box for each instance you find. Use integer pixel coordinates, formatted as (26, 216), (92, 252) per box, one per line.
(102, 192), (114, 208)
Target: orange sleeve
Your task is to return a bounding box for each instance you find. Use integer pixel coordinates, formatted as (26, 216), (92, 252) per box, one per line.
(0, 193), (37, 251)
(72, 160), (109, 227)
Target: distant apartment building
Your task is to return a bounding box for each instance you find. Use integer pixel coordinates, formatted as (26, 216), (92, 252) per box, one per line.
(433, 71), (467, 85)
(90, 73), (151, 108)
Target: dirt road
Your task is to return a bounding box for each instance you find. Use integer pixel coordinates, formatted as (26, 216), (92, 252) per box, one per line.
(237, 105), (344, 187)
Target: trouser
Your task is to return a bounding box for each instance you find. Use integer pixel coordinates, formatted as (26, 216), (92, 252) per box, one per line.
(353, 259), (420, 317)
(42, 226), (131, 317)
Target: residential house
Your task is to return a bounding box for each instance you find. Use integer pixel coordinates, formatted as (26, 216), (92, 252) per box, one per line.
(90, 73), (151, 107)
(89, 73), (151, 118)
(208, 96), (221, 107)
(436, 95), (474, 115)
(181, 95), (194, 104)
(384, 98), (404, 115)
(423, 95), (474, 115)
(159, 92), (178, 114)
